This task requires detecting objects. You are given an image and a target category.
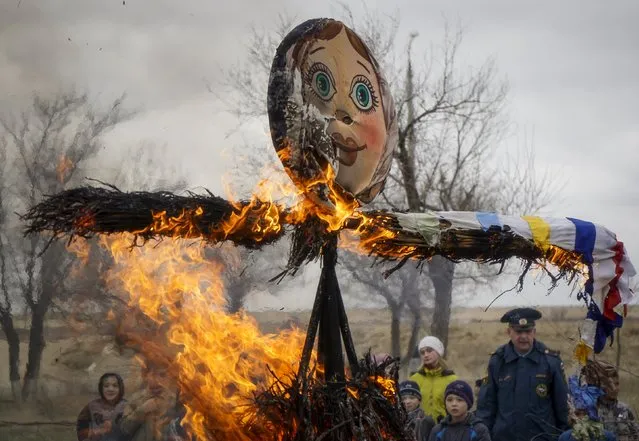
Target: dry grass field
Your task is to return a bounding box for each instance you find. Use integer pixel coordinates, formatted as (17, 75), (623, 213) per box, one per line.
(1, 305), (638, 440)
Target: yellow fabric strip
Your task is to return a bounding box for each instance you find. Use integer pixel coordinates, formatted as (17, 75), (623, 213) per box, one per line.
(522, 216), (551, 251)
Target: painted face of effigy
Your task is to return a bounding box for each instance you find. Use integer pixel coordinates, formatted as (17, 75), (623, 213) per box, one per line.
(267, 18), (398, 208)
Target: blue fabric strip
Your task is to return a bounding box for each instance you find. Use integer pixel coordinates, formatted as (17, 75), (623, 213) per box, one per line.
(476, 212), (501, 231)
(569, 217), (620, 353)
(568, 217), (596, 296)
(587, 303), (622, 353)
(568, 217), (596, 264)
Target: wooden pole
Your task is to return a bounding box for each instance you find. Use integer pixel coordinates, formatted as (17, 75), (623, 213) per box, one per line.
(616, 327), (621, 369)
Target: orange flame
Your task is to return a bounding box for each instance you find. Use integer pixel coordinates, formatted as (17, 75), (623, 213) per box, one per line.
(133, 146), (406, 261)
(373, 376), (398, 401)
(74, 212), (96, 231)
(67, 238), (91, 266)
(346, 375), (397, 401)
(56, 155), (74, 184)
(138, 206), (205, 238)
(96, 235), (308, 440)
(544, 245), (588, 276)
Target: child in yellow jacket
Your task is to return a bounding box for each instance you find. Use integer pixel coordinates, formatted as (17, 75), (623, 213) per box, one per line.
(409, 336), (457, 422)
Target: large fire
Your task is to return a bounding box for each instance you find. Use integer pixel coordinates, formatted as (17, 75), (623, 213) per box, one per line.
(99, 235), (308, 440)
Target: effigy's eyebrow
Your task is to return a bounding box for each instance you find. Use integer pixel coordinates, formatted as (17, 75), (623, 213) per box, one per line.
(357, 60), (371, 74)
(309, 46), (325, 55)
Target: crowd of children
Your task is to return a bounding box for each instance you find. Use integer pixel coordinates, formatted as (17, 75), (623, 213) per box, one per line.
(399, 378), (491, 441)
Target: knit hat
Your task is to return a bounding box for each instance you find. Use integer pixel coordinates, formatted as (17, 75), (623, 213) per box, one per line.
(445, 380), (474, 409)
(418, 335), (445, 357)
(399, 380), (422, 400)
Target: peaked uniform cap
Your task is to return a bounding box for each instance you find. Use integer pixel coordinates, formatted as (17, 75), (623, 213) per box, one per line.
(501, 307), (542, 330)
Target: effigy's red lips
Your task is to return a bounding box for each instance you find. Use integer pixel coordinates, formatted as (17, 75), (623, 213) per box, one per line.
(331, 133), (366, 166)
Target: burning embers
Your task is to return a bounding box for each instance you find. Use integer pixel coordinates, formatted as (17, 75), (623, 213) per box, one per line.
(247, 354), (410, 441)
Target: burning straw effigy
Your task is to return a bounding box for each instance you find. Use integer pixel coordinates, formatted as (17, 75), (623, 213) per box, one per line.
(22, 18), (635, 441)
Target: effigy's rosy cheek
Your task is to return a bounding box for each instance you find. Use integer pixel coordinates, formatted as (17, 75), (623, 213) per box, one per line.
(358, 114), (386, 152)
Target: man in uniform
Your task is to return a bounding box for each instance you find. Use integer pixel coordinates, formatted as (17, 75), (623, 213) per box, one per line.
(476, 307), (569, 441)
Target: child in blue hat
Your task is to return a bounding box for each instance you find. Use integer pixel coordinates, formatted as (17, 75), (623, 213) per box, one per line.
(399, 380), (435, 441)
(428, 380), (491, 441)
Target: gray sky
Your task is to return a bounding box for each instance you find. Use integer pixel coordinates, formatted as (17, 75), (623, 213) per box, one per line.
(1, 0), (637, 311)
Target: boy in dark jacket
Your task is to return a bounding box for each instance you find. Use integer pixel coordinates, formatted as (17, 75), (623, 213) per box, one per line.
(399, 380), (436, 441)
(428, 380), (491, 441)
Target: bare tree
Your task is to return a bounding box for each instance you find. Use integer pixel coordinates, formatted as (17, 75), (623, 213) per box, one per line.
(339, 251), (427, 363)
(205, 244), (260, 313)
(0, 135), (23, 403)
(217, 15), (298, 123)
(101, 142), (189, 193)
(379, 25), (554, 348)
(0, 91), (131, 400)
(339, 247), (498, 376)
(221, 10), (557, 350)
(203, 239), (297, 313)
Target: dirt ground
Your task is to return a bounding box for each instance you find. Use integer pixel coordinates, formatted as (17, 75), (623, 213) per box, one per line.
(1, 305), (637, 440)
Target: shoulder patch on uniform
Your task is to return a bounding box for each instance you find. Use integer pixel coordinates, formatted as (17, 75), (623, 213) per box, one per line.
(441, 369), (456, 376)
(490, 345), (506, 357)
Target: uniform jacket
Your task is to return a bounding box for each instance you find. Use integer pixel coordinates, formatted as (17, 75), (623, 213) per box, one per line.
(476, 340), (569, 441)
(598, 399), (639, 441)
(410, 366), (458, 421)
(427, 412), (491, 441)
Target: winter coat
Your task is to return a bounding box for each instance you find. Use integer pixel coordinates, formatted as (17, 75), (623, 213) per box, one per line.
(427, 413), (491, 441)
(410, 366), (458, 421)
(598, 399), (639, 441)
(406, 408), (436, 441)
(77, 398), (127, 441)
(476, 340), (569, 441)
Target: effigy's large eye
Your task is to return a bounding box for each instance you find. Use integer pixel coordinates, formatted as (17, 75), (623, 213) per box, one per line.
(352, 83), (371, 109)
(350, 80), (376, 111)
(314, 72), (332, 98)
(310, 67), (335, 101)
